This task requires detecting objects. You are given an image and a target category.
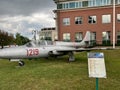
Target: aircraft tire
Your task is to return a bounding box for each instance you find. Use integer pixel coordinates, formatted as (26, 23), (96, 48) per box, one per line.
(19, 61), (25, 66)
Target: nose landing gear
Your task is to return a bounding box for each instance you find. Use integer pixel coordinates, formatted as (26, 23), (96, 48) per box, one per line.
(18, 60), (25, 66)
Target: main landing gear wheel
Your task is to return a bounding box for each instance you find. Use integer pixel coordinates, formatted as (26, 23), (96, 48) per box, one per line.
(19, 61), (25, 66)
(68, 52), (75, 62)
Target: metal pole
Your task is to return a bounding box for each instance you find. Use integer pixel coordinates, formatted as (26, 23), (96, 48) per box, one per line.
(113, 0), (115, 48)
(32, 30), (37, 41)
(96, 78), (99, 90)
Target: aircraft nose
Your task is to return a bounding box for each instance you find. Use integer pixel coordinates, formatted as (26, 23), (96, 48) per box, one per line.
(0, 47), (26, 59)
(0, 48), (13, 58)
(0, 49), (6, 58)
(0, 48), (16, 59)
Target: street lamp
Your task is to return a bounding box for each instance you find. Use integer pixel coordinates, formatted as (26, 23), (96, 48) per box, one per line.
(113, 0), (115, 48)
(32, 30), (38, 41)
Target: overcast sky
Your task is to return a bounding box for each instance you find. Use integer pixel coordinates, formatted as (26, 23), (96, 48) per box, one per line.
(0, 0), (56, 39)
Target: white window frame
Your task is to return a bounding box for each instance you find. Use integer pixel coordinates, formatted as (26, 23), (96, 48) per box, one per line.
(91, 32), (96, 40)
(117, 31), (120, 40)
(88, 16), (97, 24)
(75, 32), (83, 41)
(102, 31), (110, 40)
(102, 14), (111, 23)
(63, 18), (70, 26)
(75, 16), (83, 24)
(63, 33), (70, 41)
(117, 14), (120, 22)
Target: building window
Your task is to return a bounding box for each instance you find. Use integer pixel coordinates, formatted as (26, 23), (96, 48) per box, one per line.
(93, 0), (97, 6)
(88, 0), (94, 7)
(117, 0), (120, 4)
(44, 32), (52, 41)
(63, 3), (69, 9)
(91, 32), (96, 40)
(110, 0), (119, 4)
(63, 33), (70, 41)
(108, 0), (112, 5)
(39, 31), (52, 41)
(79, 1), (82, 7)
(102, 31), (110, 40)
(75, 2), (79, 8)
(88, 16), (96, 24)
(102, 31), (111, 45)
(69, 2), (75, 8)
(101, 0), (112, 5)
(63, 18), (70, 26)
(66, 3), (69, 8)
(117, 14), (120, 22)
(75, 17), (83, 24)
(117, 31), (120, 40)
(82, 1), (88, 7)
(91, 32), (96, 45)
(75, 32), (83, 42)
(117, 31), (120, 45)
(57, 4), (62, 9)
(88, 0), (112, 7)
(57, 0), (114, 10)
(102, 14), (111, 23)
(118, 0), (120, 4)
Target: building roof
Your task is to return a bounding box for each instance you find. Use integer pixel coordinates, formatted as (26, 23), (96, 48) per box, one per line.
(54, 0), (120, 11)
(53, 0), (79, 3)
(41, 27), (56, 31)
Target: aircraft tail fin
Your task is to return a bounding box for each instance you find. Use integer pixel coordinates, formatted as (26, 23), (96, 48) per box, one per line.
(80, 31), (91, 47)
(83, 31), (91, 42)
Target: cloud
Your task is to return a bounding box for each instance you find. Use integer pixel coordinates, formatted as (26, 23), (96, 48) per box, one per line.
(0, 0), (56, 39)
(0, 0), (56, 16)
(0, 13), (55, 39)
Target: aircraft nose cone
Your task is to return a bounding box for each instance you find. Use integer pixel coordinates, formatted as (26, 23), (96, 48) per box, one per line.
(0, 49), (5, 58)
(0, 47), (26, 59)
(0, 48), (11, 58)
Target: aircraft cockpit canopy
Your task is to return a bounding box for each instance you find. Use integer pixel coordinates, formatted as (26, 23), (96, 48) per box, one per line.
(25, 40), (54, 47)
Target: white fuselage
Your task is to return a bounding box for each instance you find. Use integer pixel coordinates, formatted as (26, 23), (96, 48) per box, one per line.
(0, 31), (91, 59)
(0, 45), (70, 59)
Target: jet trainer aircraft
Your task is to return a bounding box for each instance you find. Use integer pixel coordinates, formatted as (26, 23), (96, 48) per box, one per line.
(0, 31), (106, 66)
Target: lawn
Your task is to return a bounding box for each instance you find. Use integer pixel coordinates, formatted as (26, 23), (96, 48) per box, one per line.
(0, 50), (120, 90)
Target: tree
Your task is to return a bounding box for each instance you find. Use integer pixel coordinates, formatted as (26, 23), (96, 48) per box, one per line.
(0, 30), (30, 48)
(15, 33), (22, 45)
(15, 33), (30, 45)
(0, 30), (15, 48)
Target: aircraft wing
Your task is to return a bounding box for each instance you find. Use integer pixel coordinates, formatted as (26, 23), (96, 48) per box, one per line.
(55, 47), (116, 52)
(48, 46), (117, 56)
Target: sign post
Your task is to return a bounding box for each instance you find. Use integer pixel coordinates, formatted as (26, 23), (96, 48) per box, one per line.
(96, 78), (99, 90)
(88, 53), (107, 90)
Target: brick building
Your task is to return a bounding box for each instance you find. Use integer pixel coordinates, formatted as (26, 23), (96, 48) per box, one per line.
(53, 0), (120, 45)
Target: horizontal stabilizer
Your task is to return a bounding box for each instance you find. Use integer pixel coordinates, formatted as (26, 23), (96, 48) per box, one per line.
(10, 59), (20, 62)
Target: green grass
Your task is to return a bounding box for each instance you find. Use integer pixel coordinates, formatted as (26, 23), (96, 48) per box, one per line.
(0, 50), (120, 90)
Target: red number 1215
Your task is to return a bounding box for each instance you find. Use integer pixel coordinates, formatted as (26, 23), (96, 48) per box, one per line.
(27, 49), (39, 56)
